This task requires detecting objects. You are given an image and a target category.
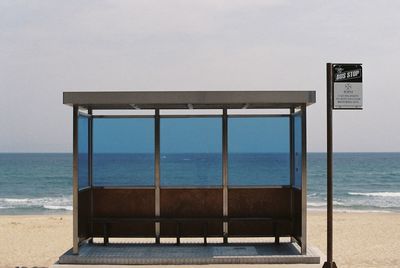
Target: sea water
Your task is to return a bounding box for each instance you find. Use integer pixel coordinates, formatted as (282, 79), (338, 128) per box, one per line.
(0, 153), (399, 214)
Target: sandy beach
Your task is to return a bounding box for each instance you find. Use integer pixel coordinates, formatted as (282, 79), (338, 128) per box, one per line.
(0, 211), (399, 268)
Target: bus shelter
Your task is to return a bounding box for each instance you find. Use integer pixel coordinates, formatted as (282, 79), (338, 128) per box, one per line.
(61, 90), (317, 264)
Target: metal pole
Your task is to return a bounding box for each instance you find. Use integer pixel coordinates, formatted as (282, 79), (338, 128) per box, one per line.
(88, 108), (93, 243)
(301, 105), (307, 255)
(323, 63), (337, 268)
(289, 108), (295, 244)
(72, 106), (79, 254)
(222, 108), (228, 243)
(88, 108), (93, 187)
(154, 109), (161, 243)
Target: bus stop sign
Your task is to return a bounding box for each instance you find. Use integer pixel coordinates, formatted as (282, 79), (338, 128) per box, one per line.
(333, 64), (362, 109)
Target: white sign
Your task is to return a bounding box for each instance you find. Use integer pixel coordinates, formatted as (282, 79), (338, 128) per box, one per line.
(333, 82), (362, 109)
(332, 64), (362, 109)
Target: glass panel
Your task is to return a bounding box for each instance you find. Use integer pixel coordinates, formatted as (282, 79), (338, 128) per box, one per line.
(160, 118), (222, 187)
(78, 115), (89, 189)
(93, 118), (154, 186)
(228, 117), (290, 186)
(294, 113), (302, 189)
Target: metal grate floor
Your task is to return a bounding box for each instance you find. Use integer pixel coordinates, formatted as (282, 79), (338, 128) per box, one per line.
(58, 242), (321, 265)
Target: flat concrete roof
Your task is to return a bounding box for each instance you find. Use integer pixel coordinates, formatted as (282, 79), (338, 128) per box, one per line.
(63, 90), (316, 110)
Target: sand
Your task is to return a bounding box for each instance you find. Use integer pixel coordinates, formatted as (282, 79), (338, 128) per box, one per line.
(0, 212), (399, 268)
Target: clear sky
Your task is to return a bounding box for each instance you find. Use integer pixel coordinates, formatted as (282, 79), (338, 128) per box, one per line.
(1, 0), (400, 152)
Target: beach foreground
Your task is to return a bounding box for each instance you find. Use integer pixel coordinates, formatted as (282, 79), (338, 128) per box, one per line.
(0, 212), (399, 268)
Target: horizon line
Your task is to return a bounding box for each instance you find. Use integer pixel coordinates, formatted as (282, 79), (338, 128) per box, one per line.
(1, 151), (400, 154)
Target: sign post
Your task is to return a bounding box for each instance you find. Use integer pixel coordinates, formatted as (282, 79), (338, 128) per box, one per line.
(323, 63), (362, 268)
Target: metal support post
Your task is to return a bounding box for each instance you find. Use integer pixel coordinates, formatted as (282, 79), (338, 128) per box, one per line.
(289, 107), (295, 244)
(155, 109), (161, 243)
(222, 108), (228, 243)
(301, 105), (307, 255)
(323, 63), (337, 268)
(72, 106), (79, 254)
(88, 108), (93, 242)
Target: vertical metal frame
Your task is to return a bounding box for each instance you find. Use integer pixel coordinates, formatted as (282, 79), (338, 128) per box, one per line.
(72, 106), (79, 254)
(324, 63), (336, 268)
(154, 109), (161, 243)
(222, 109), (228, 242)
(289, 109), (296, 186)
(289, 109), (295, 187)
(289, 108), (295, 243)
(88, 109), (93, 240)
(300, 105), (307, 254)
(88, 109), (93, 186)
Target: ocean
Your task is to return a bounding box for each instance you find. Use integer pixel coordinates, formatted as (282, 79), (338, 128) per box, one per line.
(0, 153), (399, 214)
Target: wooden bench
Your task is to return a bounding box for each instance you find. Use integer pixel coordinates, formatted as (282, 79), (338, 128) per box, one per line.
(92, 217), (290, 245)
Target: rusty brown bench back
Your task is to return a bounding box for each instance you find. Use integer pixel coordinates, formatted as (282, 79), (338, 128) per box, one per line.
(79, 187), (298, 239)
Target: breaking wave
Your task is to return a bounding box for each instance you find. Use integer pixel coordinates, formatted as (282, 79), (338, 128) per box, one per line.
(0, 196), (72, 211)
(348, 192), (400, 197)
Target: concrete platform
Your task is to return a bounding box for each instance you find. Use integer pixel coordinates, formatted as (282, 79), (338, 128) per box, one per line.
(56, 242), (321, 265)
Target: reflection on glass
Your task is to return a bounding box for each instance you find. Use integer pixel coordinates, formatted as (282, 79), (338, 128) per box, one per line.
(294, 113), (302, 189)
(160, 118), (222, 186)
(93, 118), (154, 186)
(78, 115), (89, 189)
(228, 117), (290, 186)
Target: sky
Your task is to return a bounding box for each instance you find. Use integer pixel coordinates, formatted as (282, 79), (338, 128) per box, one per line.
(1, 0), (400, 152)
